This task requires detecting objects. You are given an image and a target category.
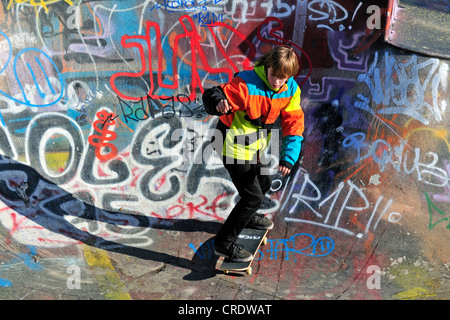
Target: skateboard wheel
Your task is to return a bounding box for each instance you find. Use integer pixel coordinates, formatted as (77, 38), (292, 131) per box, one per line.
(246, 267), (252, 275)
(262, 237), (267, 245)
(224, 270), (229, 275)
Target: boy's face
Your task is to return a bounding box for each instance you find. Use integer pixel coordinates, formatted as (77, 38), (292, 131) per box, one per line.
(267, 67), (289, 90)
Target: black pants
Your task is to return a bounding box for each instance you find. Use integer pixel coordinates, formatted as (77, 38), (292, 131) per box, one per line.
(215, 159), (272, 246)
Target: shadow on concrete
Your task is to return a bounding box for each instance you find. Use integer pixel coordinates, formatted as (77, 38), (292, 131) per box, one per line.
(0, 156), (222, 281)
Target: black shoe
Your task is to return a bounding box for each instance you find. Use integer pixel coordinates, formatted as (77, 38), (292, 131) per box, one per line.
(246, 214), (274, 230)
(214, 242), (253, 262)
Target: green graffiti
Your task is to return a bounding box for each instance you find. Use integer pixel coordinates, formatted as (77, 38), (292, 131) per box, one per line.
(425, 192), (450, 230)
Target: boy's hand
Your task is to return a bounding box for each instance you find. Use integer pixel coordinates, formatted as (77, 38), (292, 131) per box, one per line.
(279, 165), (291, 176)
(216, 99), (232, 114)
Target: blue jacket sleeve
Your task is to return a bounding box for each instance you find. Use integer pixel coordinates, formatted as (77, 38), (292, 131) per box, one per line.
(279, 135), (303, 169)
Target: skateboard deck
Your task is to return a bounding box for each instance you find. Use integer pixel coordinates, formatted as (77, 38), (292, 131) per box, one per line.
(220, 228), (268, 275)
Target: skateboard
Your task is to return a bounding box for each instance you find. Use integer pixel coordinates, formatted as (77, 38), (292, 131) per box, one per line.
(220, 228), (268, 275)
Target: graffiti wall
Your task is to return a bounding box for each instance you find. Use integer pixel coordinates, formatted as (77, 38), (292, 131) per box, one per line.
(0, 0), (448, 299)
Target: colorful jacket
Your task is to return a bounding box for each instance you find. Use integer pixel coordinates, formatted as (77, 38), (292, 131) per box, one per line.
(202, 65), (304, 169)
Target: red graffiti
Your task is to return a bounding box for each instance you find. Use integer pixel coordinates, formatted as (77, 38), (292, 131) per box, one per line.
(88, 110), (118, 162)
(166, 192), (231, 220)
(110, 15), (241, 102)
(110, 15), (312, 103)
(5, 211), (40, 245)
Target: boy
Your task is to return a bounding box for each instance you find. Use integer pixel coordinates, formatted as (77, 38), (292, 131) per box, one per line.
(202, 46), (304, 262)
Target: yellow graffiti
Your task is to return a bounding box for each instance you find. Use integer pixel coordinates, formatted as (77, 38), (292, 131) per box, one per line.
(83, 245), (132, 300)
(405, 127), (450, 153)
(45, 152), (70, 175)
(7, 0), (73, 13)
(389, 260), (439, 300)
(393, 287), (436, 300)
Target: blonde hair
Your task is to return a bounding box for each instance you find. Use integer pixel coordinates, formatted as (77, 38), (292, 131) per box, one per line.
(255, 46), (299, 78)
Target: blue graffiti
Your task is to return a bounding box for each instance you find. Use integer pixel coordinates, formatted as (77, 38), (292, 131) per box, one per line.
(264, 233), (334, 261)
(0, 30), (64, 126)
(189, 233), (334, 261)
(189, 239), (215, 260)
(149, 0), (225, 13)
(0, 246), (44, 288)
(21, 246), (44, 271)
(0, 278), (12, 288)
(355, 51), (444, 125)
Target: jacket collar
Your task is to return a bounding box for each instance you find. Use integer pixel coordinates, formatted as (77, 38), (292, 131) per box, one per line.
(253, 65), (288, 93)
